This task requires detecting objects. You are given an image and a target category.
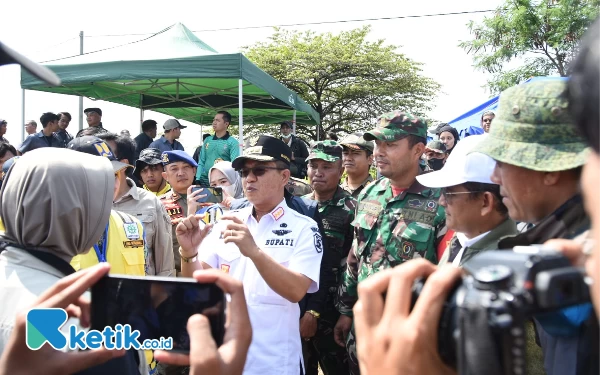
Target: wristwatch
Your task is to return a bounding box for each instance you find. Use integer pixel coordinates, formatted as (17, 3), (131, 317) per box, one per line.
(306, 310), (320, 319)
(179, 248), (198, 263)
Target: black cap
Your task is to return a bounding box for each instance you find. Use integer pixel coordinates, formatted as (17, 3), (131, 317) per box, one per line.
(84, 108), (102, 116)
(134, 148), (162, 178)
(280, 121), (292, 128)
(232, 135), (292, 169)
(67, 136), (131, 173)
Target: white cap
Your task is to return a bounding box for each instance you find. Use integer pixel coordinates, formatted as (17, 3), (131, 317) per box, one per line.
(417, 134), (496, 188)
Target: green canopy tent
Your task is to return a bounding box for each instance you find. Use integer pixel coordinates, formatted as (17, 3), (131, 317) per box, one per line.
(20, 23), (319, 147)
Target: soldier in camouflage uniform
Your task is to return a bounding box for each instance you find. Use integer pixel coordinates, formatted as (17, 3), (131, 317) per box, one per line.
(334, 111), (446, 375)
(286, 176), (313, 196)
(422, 139), (447, 171)
(339, 132), (374, 199)
(301, 140), (356, 375)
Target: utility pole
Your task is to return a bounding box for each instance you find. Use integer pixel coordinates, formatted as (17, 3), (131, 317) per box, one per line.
(78, 31), (84, 131)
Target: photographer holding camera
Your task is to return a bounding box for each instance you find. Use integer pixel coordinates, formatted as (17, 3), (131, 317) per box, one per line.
(352, 25), (600, 374)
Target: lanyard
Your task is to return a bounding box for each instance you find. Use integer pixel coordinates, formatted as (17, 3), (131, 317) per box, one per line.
(93, 224), (109, 263)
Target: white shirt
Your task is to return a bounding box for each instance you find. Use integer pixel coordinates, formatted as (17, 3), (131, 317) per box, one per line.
(200, 199), (323, 375)
(452, 231), (491, 267)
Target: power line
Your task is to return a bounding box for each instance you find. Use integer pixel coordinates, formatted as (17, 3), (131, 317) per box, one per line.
(85, 9), (495, 38)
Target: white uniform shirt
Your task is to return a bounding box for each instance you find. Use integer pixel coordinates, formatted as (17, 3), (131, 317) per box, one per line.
(200, 199), (323, 375)
(452, 231), (491, 266)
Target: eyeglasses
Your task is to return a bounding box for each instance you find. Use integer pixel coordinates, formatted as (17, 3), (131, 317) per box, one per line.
(237, 166), (285, 178)
(441, 188), (483, 202)
(482, 119), (493, 123)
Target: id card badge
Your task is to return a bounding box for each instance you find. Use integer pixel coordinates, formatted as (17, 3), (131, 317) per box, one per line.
(124, 222), (140, 240)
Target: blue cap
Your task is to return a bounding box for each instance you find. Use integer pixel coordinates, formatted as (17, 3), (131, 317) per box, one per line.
(161, 150), (198, 167)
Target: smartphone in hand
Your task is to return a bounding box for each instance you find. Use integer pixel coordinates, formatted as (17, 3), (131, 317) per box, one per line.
(91, 275), (226, 353)
(191, 186), (223, 204)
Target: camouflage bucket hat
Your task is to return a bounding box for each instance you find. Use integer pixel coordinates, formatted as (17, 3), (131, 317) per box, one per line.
(364, 111), (427, 142)
(306, 140), (343, 162)
(426, 140), (446, 154)
(473, 80), (590, 172)
(339, 132), (374, 152)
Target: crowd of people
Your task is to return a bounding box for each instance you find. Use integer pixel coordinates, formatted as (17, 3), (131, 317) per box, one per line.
(0, 16), (598, 375)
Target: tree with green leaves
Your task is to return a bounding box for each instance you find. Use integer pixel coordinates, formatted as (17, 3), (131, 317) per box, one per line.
(243, 26), (440, 141)
(459, 0), (599, 95)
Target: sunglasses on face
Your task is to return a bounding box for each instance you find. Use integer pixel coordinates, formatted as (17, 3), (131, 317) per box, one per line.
(237, 166), (285, 178)
(482, 119), (493, 123)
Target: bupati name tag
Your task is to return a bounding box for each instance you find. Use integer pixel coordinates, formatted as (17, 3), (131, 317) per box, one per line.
(358, 201), (382, 217)
(123, 240), (144, 248)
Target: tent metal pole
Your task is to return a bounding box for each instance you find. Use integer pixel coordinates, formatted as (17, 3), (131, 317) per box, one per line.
(78, 31), (84, 131)
(20, 89), (25, 145)
(292, 110), (296, 134)
(238, 79), (243, 153)
(139, 95), (143, 133)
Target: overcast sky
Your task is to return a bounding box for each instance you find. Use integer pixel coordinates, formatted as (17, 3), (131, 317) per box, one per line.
(0, 0), (501, 152)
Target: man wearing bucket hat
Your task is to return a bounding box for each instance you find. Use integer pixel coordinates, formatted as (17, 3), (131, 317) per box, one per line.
(339, 132), (374, 198)
(302, 140), (355, 375)
(335, 111), (447, 375)
(473, 80), (594, 375)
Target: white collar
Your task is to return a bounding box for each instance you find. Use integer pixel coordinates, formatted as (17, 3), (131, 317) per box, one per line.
(456, 230), (490, 248)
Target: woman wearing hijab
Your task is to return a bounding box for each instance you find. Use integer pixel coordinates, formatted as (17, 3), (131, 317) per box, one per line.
(437, 125), (460, 155)
(208, 161), (244, 209)
(0, 147), (140, 373)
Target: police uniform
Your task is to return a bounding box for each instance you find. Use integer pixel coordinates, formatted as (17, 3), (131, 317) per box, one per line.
(336, 112), (447, 375)
(158, 150), (197, 276)
(301, 141), (355, 375)
(200, 135), (323, 375)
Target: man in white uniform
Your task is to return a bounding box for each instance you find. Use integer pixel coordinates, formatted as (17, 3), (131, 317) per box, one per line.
(177, 135), (323, 375)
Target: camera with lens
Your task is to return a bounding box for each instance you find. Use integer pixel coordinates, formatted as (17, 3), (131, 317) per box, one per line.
(412, 247), (590, 375)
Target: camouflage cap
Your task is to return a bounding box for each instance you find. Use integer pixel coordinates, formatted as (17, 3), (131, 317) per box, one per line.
(306, 140), (343, 162)
(473, 80), (590, 172)
(426, 140), (446, 154)
(364, 111), (427, 142)
(339, 132), (374, 152)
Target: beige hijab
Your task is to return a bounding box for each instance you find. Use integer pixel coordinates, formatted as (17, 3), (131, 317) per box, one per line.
(0, 148), (113, 262)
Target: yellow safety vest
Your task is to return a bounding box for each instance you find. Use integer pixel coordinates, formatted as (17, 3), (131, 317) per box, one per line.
(70, 211), (158, 375)
(71, 211), (145, 276)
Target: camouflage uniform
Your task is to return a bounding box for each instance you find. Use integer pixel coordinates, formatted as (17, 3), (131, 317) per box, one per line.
(302, 141), (356, 375)
(286, 176), (313, 196)
(473, 80), (593, 375)
(339, 132), (375, 199)
(336, 112), (447, 375)
(340, 175), (373, 199)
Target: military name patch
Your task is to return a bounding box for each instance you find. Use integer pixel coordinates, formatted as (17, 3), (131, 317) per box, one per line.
(272, 207), (285, 221)
(123, 240), (144, 248)
(357, 201), (382, 217)
(402, 208), (436, 226)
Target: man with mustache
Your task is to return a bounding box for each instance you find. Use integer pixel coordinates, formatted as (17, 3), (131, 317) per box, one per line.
(339, 133), (374, 199)
(302, 140), (356, 375)
(334, 111), (446, 375)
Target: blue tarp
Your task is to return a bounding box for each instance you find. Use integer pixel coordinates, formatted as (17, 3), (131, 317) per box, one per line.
(445, 76), (568, 139)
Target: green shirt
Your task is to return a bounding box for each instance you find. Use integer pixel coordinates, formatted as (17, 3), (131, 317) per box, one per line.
(337, 177), (446, 316)
(196, 132), (240, 185)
